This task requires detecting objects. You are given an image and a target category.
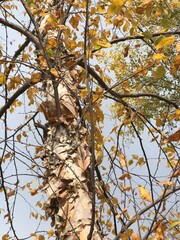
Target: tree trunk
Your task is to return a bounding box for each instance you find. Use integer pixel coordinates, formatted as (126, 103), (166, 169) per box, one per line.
(33, 1), (102, 239)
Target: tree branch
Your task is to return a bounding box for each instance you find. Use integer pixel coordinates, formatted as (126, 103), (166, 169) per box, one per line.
(0, 17), (40, 48)
(113, 185), (180, 240)
(111, 30), (180, 45)
(78, 62), (179, 109)
(0, 82), (34, 118)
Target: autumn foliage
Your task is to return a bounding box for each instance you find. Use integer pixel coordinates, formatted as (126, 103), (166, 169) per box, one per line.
(0, 0), (180, 239)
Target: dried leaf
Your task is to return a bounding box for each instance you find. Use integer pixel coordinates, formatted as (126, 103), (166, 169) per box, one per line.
(166, 128), (180, 142)
(16, 134), (21, 142)
(171, 169), (180, 178)
(119, 173), (132, 180)
(7, 190), (15, 197)
(121, 185), (131, 191)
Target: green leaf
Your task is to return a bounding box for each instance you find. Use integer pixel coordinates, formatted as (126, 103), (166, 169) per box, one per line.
(143, 31), (153, 39)
(153, 65), (166, 79)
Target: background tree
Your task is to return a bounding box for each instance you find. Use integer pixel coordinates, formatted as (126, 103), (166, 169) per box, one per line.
(0, 0), (180, 239)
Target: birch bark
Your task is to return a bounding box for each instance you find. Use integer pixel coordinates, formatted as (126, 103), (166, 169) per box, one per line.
(31, 0), (102, 239)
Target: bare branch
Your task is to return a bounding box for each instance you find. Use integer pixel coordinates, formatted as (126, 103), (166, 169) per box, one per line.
(0, 17), (40, 48)
(0, 82), (34, 118)
(111, 30), (180, 45)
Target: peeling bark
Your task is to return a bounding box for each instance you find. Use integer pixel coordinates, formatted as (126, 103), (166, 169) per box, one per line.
(32, 1), (102, 239)
(43, 70), (101, 239)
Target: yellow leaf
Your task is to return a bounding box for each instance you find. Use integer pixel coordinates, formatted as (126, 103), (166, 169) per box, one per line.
(108, 0), (126, 14)
(38, 235), (45, 240)
(155, 36), (176, 49)
(132, 233), (141, 240)
(0, 73), (6, 85)
(69, 15), (82, 30)
(137, 157), (145, 166)
(97, 3), (106, 13)
(175, 41), (180, 51)
(132, 154), (138, 159)
(50, 68), (59, 77)
(169, 220), (180, 230)
(112, 197), (118, 205)
(94, 40), (112, 50)
(123, 118), (131, 125)
(48, 229), (55, 238)
(138, 186), (152, 202)
(158, 180), (173, 186)
(106, 220), (112, 228)
(110, 0), (126, 7)
(31, 73), (42, 83)
(27, 87), (37, 105)
(106, 209), (111, 215)
(142, 0), (152, 4)
(30, 188), (38, 196)
(153, 53), (168, 61)
(2, 234), (9, 240)
(36, 201), (42, 208)
(118, 152), (127, 167)
(22, 53), (30, 61)
(176, 109), (180, 116)
(32, 8), (42, 15)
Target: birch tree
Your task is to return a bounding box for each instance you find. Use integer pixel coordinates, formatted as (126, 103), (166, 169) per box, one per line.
(0, 0), (180, 239)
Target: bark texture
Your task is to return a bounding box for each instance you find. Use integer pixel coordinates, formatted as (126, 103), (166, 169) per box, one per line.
(32, 0), (102, 239)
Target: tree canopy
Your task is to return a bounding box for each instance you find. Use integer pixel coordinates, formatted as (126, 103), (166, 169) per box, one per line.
(0, 0), (180, 239)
